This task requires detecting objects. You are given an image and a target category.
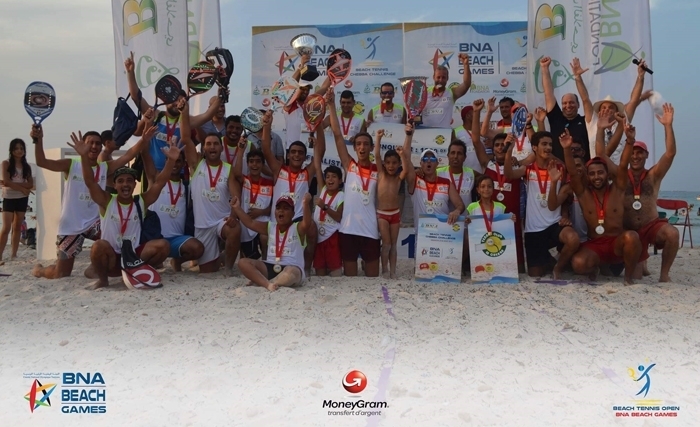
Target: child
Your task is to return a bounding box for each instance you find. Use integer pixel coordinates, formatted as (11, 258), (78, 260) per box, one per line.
(309, 106), (344, 276)
(466, 175), (516, 225)
(374, 128), (407, 279)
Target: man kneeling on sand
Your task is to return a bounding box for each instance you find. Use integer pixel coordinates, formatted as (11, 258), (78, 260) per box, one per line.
(230, 194), (312, 291)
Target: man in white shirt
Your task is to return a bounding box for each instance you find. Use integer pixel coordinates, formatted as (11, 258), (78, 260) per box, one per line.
(422, 53), (472, 128)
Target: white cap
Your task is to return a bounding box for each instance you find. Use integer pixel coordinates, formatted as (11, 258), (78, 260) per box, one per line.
(420, 149), (437, 159)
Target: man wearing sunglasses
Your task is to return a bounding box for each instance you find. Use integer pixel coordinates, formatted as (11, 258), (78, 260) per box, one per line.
(367, 82), (406, 125)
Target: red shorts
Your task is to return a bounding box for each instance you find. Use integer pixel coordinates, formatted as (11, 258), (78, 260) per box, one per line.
(581, 236), (622, 264)
(377, 209), (401, 225)
(637, 218), (669, 261)
(313, 231), (342, 271)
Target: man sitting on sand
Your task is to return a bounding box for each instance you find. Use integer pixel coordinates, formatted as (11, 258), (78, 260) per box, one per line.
(231, 194), (312, 291)
(68, 130), (178, 289)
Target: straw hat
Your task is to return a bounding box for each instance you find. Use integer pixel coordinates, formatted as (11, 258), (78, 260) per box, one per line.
(593, 95), (625, 115)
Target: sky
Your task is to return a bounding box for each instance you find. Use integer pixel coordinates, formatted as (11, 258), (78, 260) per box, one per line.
(0, 0), (697, 191)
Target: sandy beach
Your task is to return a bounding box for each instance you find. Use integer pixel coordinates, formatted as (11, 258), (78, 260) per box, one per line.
(1, 245), (699, 427)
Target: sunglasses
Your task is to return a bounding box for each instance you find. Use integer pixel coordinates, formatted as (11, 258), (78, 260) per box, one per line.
(380, 91), (394, 95)
(572, 146), (584, 152)
(421, 156), (438, 163)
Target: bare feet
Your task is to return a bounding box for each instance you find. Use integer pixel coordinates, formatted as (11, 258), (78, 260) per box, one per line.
(245, 280), (254, 286)
(552, 265), (564, 280)
(659, 274), (671, 283)
(222, 267), (234, 278)
(88, 279), (109, 290)
(265, 281), (279, 291)
(0, 260), (5, 266)
(390, 273), (397, 279)
(632, 263), (644, 280)
(31, 263), (43, 277)
(170, 258), (182, 272)
(84, 264), (98, 279)
(642, 260), (651, 276)
(382, 271), (390, 279)
(588, 267), (599, 282)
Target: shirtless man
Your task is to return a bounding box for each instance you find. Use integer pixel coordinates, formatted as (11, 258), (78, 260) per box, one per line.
(374, 128), (407, 279)
(597, 104), (678, 282)
(562, 118), (642, 285)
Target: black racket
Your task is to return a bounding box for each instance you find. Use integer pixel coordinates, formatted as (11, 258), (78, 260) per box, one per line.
(186, 61), (218, 99)
(205, 47), (234, 103)
(153, 74), (183, 109)
(24, 81), (56, 143)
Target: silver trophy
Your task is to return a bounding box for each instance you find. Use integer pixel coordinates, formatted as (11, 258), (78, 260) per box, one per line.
(291, 33), (320, 81)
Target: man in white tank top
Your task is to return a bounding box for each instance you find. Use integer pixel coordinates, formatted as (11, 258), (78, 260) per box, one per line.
(232, 194), (313, 291)
(423, 53), (472, 128)
(367, 82), (406, 125)
(180, 100), (242, 276)
(503, 131), (580, 278)
(322, 90), (366, 143)
(31, 124), (147, 280)
(69, 133), (177, 289)
(450, 99), (490, 174)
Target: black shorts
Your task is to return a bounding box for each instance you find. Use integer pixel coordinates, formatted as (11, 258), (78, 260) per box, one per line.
(240, 234), (261, 259)
(2, 197), (29, 213)
(339, 232), (380, 262)
(524, 223), (563, 268)
(263, 261), (282, 280)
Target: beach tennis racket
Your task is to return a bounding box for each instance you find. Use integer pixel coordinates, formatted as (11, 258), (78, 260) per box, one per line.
(327, 49), (352, 87)
(270, 76), (301, 108)
(206, 47), (234, 103)
(153, 74), (183, 110)
(241, 107), (264, 132)
(24, 81), (56, 143)
(120, 239), (162, 290)
(511, 104), (528, 137)
(302, 93), (326, 132)
(186, 61), (218, 99)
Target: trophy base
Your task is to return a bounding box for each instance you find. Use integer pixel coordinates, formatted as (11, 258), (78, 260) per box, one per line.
(410, 115), (423, 126)
(300, 65), (320, 82)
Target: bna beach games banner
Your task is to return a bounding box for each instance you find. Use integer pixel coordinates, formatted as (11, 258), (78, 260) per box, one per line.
(526, 0), (655, 161)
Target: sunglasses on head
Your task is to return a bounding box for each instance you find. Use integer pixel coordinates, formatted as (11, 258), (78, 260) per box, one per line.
(421, 156), (438, 163)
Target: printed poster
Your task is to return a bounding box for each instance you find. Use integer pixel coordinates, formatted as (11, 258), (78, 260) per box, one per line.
(468, 214), (519, 284)
(415, 214), (465, 283)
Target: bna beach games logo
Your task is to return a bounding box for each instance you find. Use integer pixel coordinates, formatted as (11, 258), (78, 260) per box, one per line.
(25, 379), (57, 412)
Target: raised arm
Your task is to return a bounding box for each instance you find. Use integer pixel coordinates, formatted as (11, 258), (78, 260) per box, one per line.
(313, 127), (326, 192)
(534, 107), (547, 131)
(401, 123), (416, 194)
(327, 91), (353, 170)
(481, 96), (497, 137)
(503, 134), (526, 180)
(374, 129), (385, 175)
(124, 52), (151, 114)
(547, 159), (570, 209)
(525, 112), (535, 140)
(615, 123), (635, 190)
(261, 111), (284, 177)
(142, 141), (181, 207)
(230, 196), (267, 236)
(540, 57), (557, 112)
(106, 125), (155, 174)
(625, 59), (648, 122)
(32, 125), (71, 174)
(140, 136), (157, 186)
(68, 132), (110, 211)
(471, 99), (490, 170)
(179, 100), (200, 175)
(570, 58), (593, 122)
(232, 136), (247, 184)
(594, 113), (624, 177)
(189, 91), (223, 129)
(451, 53), (472, 100)
(560, 129), (585, 196)
(298, 193), (314, 241)
(604, 112), (626, 159)
(650, 103), (676, 181)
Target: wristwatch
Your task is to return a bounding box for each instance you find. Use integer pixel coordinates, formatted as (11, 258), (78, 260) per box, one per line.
(322, 204), (328, 211)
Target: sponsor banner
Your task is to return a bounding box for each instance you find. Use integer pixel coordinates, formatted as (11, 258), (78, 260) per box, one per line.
(402, 22), (528, 127)
(188, 0), (222, 115)
(112, 0), (189, 99)
(526, 1), (655, 161)
(467, 214), (519, 284)
(251, 24), (404, 135)
(415, 214), (465, 283)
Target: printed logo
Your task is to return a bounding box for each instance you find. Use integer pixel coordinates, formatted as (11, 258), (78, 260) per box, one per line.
(429, 49), (454, 72)
(275, 51), (298, 76)
(629, 362), (655, 398)
(611, 361), (680, 418)
(594, 42), (645, 74)
(25, 379), (57, 413)
(342, 370), (367, 393)
(480, 231), (507, 257)
(361, 36), (380, 60)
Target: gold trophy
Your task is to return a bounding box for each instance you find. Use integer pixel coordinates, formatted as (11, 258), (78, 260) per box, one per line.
(291, 33), (320, 81)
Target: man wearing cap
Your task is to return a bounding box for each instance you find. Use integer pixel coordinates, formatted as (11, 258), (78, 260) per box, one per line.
(568, 57), (651, 164)
(451, 99), (490, 174)
(231, 193), (312, 291)
(32, 125), (149, 280)
(367, 82), (406, 125)
(597, 104), (679, 282)
(68, 133), (178, 289)
(563, 117), (642, 285)
(423, 53), (472, 128)
(180, 100), (242, 275)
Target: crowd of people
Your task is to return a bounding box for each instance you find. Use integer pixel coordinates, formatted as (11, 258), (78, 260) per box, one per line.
(12, 52), (678, 290)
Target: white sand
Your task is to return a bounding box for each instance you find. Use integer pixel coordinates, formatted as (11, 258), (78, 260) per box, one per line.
(1, 246), (699, 426)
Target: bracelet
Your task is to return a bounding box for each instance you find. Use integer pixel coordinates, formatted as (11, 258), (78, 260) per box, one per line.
(525, 124), (533, 129)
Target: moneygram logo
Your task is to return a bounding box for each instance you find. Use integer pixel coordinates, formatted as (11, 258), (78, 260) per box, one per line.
(342, 370), (367, 393)
(429, 49), (453, 72)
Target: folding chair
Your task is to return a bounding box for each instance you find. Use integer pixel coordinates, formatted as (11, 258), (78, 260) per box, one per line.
(656, 199), (693, 248)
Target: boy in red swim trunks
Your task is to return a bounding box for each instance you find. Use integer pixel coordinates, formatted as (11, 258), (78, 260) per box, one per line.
(561, 113), (642, 284)
(374, 128), (407, 279)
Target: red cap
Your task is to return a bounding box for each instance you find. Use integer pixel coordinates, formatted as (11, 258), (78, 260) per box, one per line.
(460, 106), (473, 120)
(633, 141), (648, 152)
(276, 196), (295, 209)
(585, 156), (608, 171)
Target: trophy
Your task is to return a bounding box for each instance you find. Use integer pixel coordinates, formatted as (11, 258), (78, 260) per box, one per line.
(291, 33), (320, 82)
(399, 77), (428, 126)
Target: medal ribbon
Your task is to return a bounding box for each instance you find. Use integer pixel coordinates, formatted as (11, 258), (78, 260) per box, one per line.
(478, 200), (495, 234)
(432, 86), (445, 97)
(592, 185), (610, 226)
(449, 170), (464, 194)
(287, 167), (299, 195)
(249, 179), (261, 207)
(165, 116), (180, 142)
(319, 189), (338, 222)
(223, 142), (240, 164)
(358, 165), (372, 193)
(627, 170), (648, 200)
(167, 180), (182, 207)
(340, 115), (352, 137)
(207, 163), (223, 190)
(515, 130), (526, 152)
(425, 179), (437, 202)
(93, 164), (101, 183)
(494, 162), (506, 193)
(118, 201), (135, 237)
(275, 224), (289, 262)
(532, 163), (550, 199)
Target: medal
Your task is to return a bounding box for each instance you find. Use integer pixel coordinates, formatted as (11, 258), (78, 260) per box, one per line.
(117, 201), (134, 248)
(539, 199), (548, 208)
(273, 264), (282, 273)
(592, 185), (610, 236)
(362, 196), (370, 205)
(426, 206), (434, 214)
(628, 169), (647, 212)
(340, 114), (352, 141)
(532, 163), (551, 211)
(496, 192), (505, 201)
(595, 224), (605, 235)
(274, 224), (289, 268)
(424, 178), (438, 214)
(167, 180), (182, 214)
(479, 200), (495, 236)
(319, 188), (338, 223)
(449, 170), (464, 195)
(208, 190), (220, 202)
(319, 226), (326, 236)
(633, 200), (642, 210)
(169, 208), (178, 218)
(357, 164), (373, 206)
(92, 163), (101, 183)
(206, 162), (223, 197)
(248, 179), (261, 209)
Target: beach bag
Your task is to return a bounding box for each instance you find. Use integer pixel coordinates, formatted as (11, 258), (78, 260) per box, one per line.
(111, 92), (142, 147)
(134, 195), (163, 243)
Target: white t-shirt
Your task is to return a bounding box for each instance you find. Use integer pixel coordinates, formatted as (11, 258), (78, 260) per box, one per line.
(313, 186), (344, 243)
(272, 166), (310, 220)
(437, 166), (474, 211)
(241, 176), (273, 242)
(221, 140), (253, 177)
(283, 104), (304, 148)
(265, 222), (306, 281)
(100, 195), (143, 254)
(190, 159), (231, 229)
(524, 164), (563, 233)
(339, 160), (379, 239)
(337, 112), (364, 141)
(453, 125), (485, 173)
(148, 180), (187, 238)
(370, 104), (404, 124)
(58, 159), (107, 235)
(423, 86), (454, 128)
(410, 175), (452, 230)
(587, 115), (621, 164)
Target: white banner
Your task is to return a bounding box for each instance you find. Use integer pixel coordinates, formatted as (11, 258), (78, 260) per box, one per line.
(112, 0), (190, 100)
(187, 0), (222, 115)
(251, 24), (404, 135)
(526, 0), (655, 161)
(403, 22), (528, 127)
